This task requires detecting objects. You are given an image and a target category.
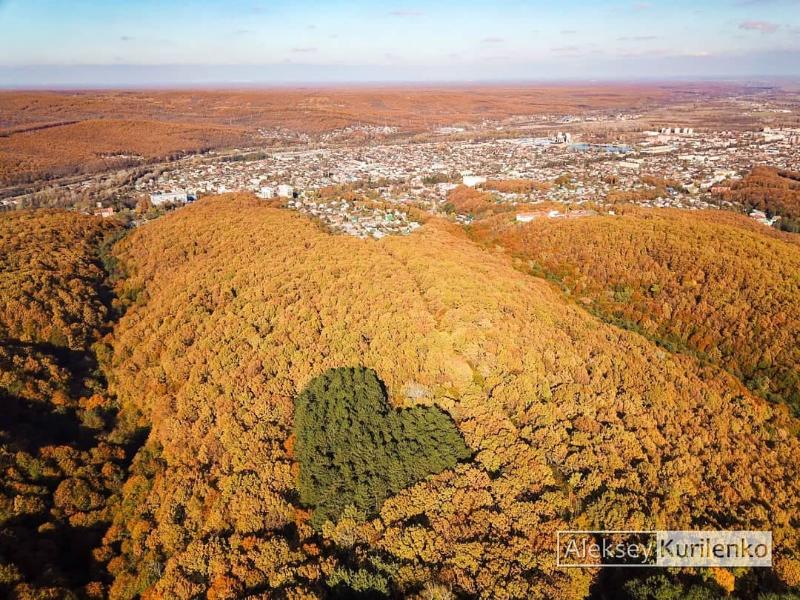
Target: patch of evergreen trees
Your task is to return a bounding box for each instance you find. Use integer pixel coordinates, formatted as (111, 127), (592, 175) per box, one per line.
(294, 366), (471, 528)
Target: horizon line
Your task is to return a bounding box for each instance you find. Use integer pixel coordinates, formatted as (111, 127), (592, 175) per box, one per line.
(0, 75), (797, 92)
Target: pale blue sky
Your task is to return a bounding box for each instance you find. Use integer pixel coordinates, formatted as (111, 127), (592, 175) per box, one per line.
(0, 0), (798, 85)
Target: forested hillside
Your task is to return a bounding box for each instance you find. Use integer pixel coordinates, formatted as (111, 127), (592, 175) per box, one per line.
(721, 167), (800, 232)
(97, 196), (800, 598)
(0, 119), (250, 185)
(472, 208), (800, 416)
(0, 211), (130, 598)
(1, 199), (798, 598)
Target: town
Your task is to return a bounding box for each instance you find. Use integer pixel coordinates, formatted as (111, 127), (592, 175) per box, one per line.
(4, 101), (800, 239)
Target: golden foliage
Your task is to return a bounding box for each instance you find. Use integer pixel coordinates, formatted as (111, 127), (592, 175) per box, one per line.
(471, 207), (800, 413)
(0, 210), (118, 348)
(445, 185), (511, 218)
(721, 166), (800, 230)
(0, 119), (250, 184)
(0, 210), (126, 597)
(103, 195), (800, 598)
(0, 86), (681, 135)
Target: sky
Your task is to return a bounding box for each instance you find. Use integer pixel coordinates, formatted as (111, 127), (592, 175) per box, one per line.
(0, 0), (799, 86)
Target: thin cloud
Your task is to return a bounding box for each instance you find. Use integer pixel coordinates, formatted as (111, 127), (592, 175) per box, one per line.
(481, 37), (504, 44)
(617, 48), (669, 57)
(617, 35), (658, 41)
(120, 36), (134, 42)
(388, 10), (423, 17)
(561, 29), (577, 34)
(739, 20), (780, 33)
(633, 2), (652, 9)
(291, 47), (318, 53)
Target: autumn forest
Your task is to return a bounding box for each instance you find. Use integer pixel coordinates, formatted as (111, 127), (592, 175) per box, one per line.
(0, 194), (798, 600)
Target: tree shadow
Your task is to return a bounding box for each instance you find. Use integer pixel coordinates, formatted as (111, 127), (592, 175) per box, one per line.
(0, 517), (108, 593)
(0, 391), (95, 454)
(5, 338), (103, 397)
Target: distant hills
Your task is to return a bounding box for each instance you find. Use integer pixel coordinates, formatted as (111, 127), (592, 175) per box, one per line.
(0, 85), (733, 185)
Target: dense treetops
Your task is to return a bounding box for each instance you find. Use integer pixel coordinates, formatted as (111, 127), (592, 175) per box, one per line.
(721, 166), (800, 232)
(0, 119), (249, 185)
(3, 199), (800, 598)
(471, 207), (800, 415)
(0, 211), (118, 349)
(103, 195), (800, 599)
(444, 185), (512, 218)
(0, 210), (126, 598)
(294, 366), (470, 529)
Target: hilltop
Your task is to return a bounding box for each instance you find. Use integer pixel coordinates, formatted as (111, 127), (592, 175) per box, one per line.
(99, 196), (799, 599)
(471, 207), (800, 415)
(1, 197), (799, 599)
